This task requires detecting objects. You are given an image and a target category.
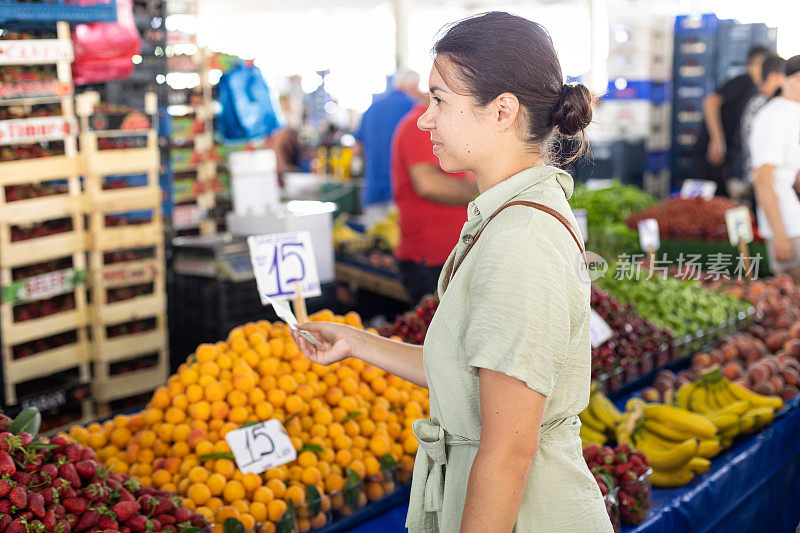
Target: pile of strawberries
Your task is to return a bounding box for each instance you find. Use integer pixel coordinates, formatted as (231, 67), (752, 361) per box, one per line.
(0, 412), (209, 533)
(583, 444), (652, 528)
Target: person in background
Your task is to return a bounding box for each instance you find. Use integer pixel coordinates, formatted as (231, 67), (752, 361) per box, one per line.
(355, 69), (423, 226)
(741, 55), (786, 180)
(391, 102), (478, 302)
(693, 45), (771, 195)
(750, 55), (800, 283)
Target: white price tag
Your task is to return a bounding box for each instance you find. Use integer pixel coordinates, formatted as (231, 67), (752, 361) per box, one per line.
(589, 309), (614, 348)
(725, 206), (753, 246)
(225, 419), (297, 474)
(0, 116), (76, 145)
(573, 209), (588, 245)
(0, 40), (73, 65)
(173, 205), (207, 229)
(638, 218), (660, 252)
(247, 231), (322, 302)
(680, 179), (717, 200)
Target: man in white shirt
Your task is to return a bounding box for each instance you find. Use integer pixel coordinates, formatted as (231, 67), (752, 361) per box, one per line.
(750, 55), (800, 282)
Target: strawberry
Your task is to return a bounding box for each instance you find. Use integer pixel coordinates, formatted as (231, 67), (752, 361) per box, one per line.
(0, 514), (10, 531)
(98, 514), (118, 529)
(0, 498), (11, 513)
(0, 452), (15, 476)
(50, 436), (68, 448)
(84, 483), (109, 502)
(59, 464), (81, 488)
(173, 508), (191, 522)
(117, 488), (135, 502)
(17, 433), (32, 447)
(157, 513), (176, 525)
(7, 517), (26, 533)
(150, 519), (161, 531)
(122, 479), (140, 494)
(44, 509), (57, 530)
(154, 497), (175, 515)
(0, 478), (14, 497)
(136, 495), (158, 516)
(27, 519), (44, 531)
(39, 487), (55, 505)
(162, 526), (177, 533)
(75, 509), (100, 531)
(64, 445), (83, 464)
(80, 448), (96, 462)
(11, 472), (31, 486)
(28, 492), (45, 518)
(125, 515), (148, 532)
(9, 486), (27, 509)
(63, 497), (88, 514)
(54, 503), (66, 517)
(60, 485), (78, 499)
(41, 463), (59, 480)
(75, 460), (97, 480)
(111, 501), (140, 522)
(189, 514), (205, 527)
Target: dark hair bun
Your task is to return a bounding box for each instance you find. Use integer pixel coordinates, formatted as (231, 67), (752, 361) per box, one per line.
(552, 83), (594, 136)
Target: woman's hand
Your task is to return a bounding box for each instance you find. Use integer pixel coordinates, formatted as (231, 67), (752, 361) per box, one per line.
(289, 322), (358, 366)
(773, 235), (793, 262)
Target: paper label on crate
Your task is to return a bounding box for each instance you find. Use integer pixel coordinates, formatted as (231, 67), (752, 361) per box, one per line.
(589, 309), (614, 348)
(225, 419), (297, 474)
(680, 179), (717, 200)
(0, 116), (76, 145)
(172, 205), (208, 229)
(725, 206), (753, 246)
(572, 209), (588, 245)
(0, 80), (72, 101)
(1, 268), (85, 304)
(638, 218), (660, 252)
(248, 231), (321, 302)
(0, 40), (73, 65)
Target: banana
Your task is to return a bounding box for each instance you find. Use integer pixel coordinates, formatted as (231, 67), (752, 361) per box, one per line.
(706, 400), (749, 418)
(637, 428), (685, 450)
(704, 413), (740, 432)
(616, 430), (634, 447)
(745, 406), (776, 429)
(739, 414), (757, 434)
(689, 385), (713, 413)
(579, 408), (607, 433)
(644, 419), (695, 442)
(635, 437), (698, 471)
(626, 397), (647, 412)
(650, 466), (695, 488)
(697, 439), (722, 458)
(644, 405), (718, 439)
(589, 391), (623, 428)
(676, 383), (695, 410)
(687, 456), (712, 474)
(720, 437), (733, 449)
(705, 383), (722, 411)
(719, 422), (741, 440)
(727, 381), (784, 410)
(580, 424), (607, 444)
(714, 382), (740, 407)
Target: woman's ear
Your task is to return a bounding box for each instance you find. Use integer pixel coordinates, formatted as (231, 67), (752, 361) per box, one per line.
(494, 92), (521, 131)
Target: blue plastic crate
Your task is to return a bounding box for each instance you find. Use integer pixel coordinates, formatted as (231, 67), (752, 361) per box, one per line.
(646, 150), (670, 174)
(0, 0), (117, 24)
(674, 13), (720, 36)
(604, 80), (671, 104)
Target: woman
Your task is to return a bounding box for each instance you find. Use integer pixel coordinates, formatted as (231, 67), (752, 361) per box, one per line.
(291, 12), (612, 532)
(750, 55), (800, 283)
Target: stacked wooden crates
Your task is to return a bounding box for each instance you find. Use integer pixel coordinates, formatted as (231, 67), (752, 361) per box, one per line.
(0, 22), (93, 430)
(76, 91), (169, 416)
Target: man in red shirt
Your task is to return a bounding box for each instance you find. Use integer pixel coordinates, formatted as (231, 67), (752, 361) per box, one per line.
(391, 104), (478, 302)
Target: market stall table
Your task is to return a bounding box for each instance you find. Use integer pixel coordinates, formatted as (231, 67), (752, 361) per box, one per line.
(351, 398), (800, 532)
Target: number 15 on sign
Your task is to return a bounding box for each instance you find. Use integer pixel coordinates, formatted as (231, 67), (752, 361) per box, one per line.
(248, 231), (322, 302)
(225, 419), (297, 474)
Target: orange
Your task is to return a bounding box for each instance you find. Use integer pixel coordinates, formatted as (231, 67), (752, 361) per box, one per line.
(189, 401), (211, 421)
(249, 388), (266, 405)
(188, 466), (209, 484)
(249, 501), (268, 522)
(255, 402), (274, 420)
(344, 420), (360, 438)
(199, 362), (220, 377)
(242, 472), (262, 493)
(210, 401), (230, 420)
(285, 485), (305, 505)
(297, 451), (318, 468)
(266, 479), (286, 499)
(238, 513), (256, 531)
(349, 460), (366, 479)
(253, 486), (274, 505)
(332, 407), (348, 423)
(180, 367), (199, 386)
(301, 466), (322, 486)
(333, 435), (352, 450)
(227, 390), (247, 407)
(311, 512), (328, 529)
(207, 473), (226, 496)
(369, 436), (390, 457)
(165, 407), (186, 425)
(171, 442), (190, 458)
(285, 394), (303, 414)
(196, 344), (217, 363)
(173, 424), (191, 442)
(215, 505), (240, 522)
(223, 480), (245, 503)
(277, 374), (298, 393)
(328, 423), (345, 440)
(364, 456), (381, 477)
(214, 459), (235, 478)
(267, 499), (288, 522)
(110, 427), (132, 448)
(228, 406), (248, 424)
(325, 387), (343, 406)
(185, 384), (204, 403)
(360, 419), (377, 437)
(188, 483), (212, 505)
(335, 450), (352, 468)
(267, 389), (286, 407)
(150, 388), (170, 409)
(366, 481), (384, 502)
(234, 372), (256, 393)
(204, 382), (226, 403)
(403, 435), (419, 454)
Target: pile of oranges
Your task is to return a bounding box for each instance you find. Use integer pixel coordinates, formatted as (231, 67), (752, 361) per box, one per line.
(67, 310), (428, 532)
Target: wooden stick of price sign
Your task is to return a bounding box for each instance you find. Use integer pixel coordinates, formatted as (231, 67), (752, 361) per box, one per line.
(725, 207), (754, 280)
(292, 281), (309, 324)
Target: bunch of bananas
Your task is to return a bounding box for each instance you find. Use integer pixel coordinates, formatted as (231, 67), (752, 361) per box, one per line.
(333, 216), (366, 247)
(579, 385), (623, 447)
(367, 210), (399, 250)
(677, 368), (783, 446)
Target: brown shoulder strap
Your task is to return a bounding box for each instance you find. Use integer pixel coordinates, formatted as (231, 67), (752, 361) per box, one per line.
(450, 200), (586, 282)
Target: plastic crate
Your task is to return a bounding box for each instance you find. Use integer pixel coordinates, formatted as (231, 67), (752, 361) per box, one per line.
(604, 80), (671, 104)
(646, 151), (669, 174)
(0, 0), (117, 24)
(674, 13), (720, 37)
(572, 140), (645, 185)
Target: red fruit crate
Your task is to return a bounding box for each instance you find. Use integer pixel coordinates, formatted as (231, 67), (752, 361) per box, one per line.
(92, 346), (168, 417)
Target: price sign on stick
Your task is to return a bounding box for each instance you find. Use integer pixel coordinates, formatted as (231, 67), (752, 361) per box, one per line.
(573, 209), (588, 245)
(726, 206), (754, 279)
(248, 232), (321, 302)
(589, 309), (614, 348)
(638, 218), (660, 255)
(680, 179), (717, 200)
(225, 419), (297, 474)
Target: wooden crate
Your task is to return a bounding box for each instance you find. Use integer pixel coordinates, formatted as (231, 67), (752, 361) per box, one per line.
(92, 349), (167, 416)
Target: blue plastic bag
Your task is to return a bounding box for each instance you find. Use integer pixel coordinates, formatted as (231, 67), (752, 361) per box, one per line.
(217, 64), (285, 141)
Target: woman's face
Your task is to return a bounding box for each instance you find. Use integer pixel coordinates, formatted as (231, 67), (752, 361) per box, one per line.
(416, 58), (496, 173)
